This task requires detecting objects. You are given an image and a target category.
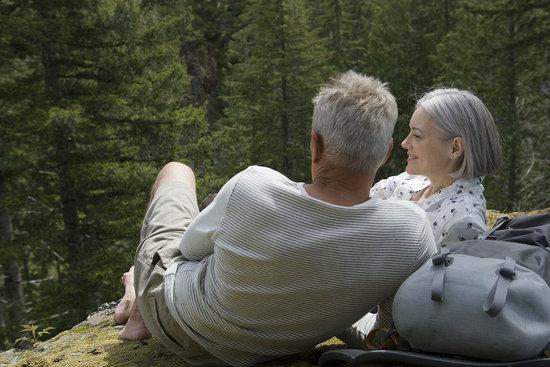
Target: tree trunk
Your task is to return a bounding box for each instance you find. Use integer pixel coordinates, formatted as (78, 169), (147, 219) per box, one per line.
(41, 41), (83, 269)
(180, 1), (245, 128)
(181, 41), (224, 125)
(277, 0), (290, 174)
(443, 0), (451, 33)
(505, 3), (519, 210)
(332, 0), (343, 67)
(0, 171), (25, 342)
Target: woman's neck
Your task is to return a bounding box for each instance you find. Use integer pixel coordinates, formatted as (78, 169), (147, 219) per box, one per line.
(414, 175), (456, 202)
(428, 175), (456, 194)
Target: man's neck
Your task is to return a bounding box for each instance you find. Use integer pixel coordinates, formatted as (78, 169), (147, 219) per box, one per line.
(304, 165), (375, 206)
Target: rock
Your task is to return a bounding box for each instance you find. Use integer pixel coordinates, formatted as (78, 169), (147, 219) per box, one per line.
(0, 349), (21, 366)
(3, 297), (340, 366)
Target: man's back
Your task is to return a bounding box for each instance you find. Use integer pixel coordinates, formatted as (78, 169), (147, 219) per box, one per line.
(164, 166), (436, 366)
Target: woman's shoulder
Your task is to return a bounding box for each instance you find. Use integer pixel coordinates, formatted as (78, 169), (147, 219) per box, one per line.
(443, 177), (486, 211)
(450, 176), (485, 197)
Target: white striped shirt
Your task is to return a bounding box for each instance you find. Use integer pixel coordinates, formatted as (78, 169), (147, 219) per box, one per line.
(164, 166), (436, 366)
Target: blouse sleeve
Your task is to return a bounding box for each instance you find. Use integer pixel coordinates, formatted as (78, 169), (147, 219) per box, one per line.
(370, 176), (399, 199)
(439, 216), (486, 247)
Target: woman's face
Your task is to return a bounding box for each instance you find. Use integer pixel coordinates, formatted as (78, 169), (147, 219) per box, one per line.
(401, 107), (459, 178)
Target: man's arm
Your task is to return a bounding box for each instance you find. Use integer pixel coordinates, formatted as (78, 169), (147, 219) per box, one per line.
(179, 172), (242, 261)
(373, 215), (437, 335)
(337, 215), (437, 348)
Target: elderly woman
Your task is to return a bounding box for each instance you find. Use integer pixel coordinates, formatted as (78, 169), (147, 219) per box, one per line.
(372, 88), (501, 247)
(342, 88), (502, 348)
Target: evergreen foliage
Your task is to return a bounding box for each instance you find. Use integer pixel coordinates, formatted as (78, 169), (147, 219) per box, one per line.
(0, 0), (206, 346)
(0, 0), (547, 349)
(434, 0), (550, 210)
(220, 0), (332, 182)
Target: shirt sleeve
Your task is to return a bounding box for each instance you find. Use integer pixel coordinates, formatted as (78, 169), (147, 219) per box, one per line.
(338, 209), (436, 348)
(374, 214), (436, 336)
(370, 175), (399, 199)
(414, 216), (438, 269)
(179, 171), (242, 261)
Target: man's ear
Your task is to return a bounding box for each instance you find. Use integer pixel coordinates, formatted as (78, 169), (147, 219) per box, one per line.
(311, 131), (324, 163)
(380, 139), (394, 167)
(451, 137), (464, 159)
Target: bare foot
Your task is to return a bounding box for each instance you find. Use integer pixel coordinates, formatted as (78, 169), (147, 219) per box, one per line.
(114, 266), (135, 324)
(119, 300), (151, 340)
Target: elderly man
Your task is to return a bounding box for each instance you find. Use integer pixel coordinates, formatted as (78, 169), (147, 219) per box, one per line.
(114, 71), (436, 366)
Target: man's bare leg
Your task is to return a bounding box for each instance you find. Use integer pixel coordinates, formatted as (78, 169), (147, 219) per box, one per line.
(114, 266), (135, 324)
(116, 162), (196, 341)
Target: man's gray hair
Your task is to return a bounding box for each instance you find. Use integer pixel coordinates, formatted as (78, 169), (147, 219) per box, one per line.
(417, 88), (501, 179)
(312, 71), (398, 173)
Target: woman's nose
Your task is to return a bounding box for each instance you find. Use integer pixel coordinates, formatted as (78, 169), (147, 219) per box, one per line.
(401, 135), (410, 149)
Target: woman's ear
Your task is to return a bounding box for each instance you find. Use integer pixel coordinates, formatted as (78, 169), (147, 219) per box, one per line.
(450, 136), (464, 159)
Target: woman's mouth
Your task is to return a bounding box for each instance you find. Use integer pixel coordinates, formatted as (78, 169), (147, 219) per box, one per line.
(407, 154), (418, 160)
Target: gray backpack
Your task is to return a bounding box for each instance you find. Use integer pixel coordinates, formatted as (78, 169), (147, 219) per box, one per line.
(393, 214), (550, 361)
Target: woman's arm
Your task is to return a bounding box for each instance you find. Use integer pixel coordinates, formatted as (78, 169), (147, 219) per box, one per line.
(370, 173), (403, 199)
(439, 216), (486, 247)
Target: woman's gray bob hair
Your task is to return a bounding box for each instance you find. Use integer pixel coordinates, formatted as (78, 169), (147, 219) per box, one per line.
(417, 88), (501, 179)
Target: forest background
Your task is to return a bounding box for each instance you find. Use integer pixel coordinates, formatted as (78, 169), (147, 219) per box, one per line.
(0, 0), (548, 350)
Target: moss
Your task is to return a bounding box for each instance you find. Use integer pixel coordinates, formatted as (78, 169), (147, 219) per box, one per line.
(11, 313), (185, 367)
(8, 310), (339, 367)
(11, 354), (48, 367)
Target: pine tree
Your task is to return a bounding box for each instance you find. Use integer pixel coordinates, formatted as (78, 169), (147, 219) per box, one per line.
(306, 0), (372, 72)
(434, 0), (550, 210)
(346, 0), (459, 180)
(0, 0), (42, 345)
(0, 0), (207, 341)
(219, 0), (333, 182)
(181, 0), (246, 127)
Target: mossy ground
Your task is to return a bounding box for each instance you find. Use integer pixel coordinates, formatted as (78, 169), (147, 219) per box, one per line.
(5, 209), (549, 367)
(6, 309), (344, 367)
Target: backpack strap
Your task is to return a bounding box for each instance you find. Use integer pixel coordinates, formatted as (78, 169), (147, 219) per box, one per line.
(483, 256), (516, 317)
(431, 247), (451, 302)
(478, 216), (509, 240)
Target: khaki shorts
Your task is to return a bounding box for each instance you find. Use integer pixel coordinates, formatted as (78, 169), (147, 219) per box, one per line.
(133, 182), (223, 366)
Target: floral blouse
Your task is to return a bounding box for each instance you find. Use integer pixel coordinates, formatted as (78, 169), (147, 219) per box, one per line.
(370, 172), (487, 247)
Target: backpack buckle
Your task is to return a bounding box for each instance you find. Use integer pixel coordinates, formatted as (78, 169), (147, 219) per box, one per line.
(432, 254), (447, 266)
(432, 247), (451, 267)
(499, 264), (516, 279)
